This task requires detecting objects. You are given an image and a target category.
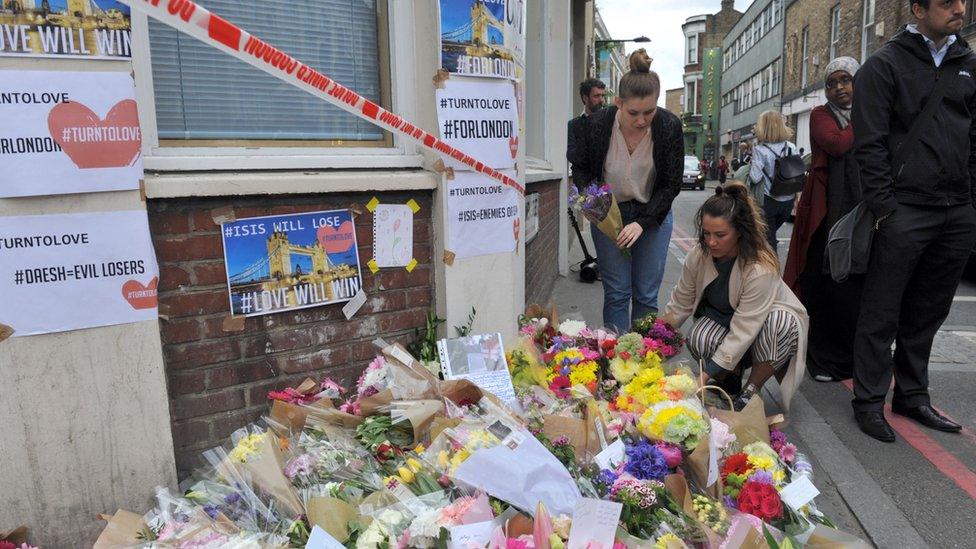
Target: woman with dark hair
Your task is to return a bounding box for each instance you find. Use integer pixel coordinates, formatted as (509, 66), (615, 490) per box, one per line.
(572, 49), (684, 331)
(784, 57), (863, 383)
(661, 183), (809, 411)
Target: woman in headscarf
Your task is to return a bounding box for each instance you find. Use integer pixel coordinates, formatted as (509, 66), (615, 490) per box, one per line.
(783, 56), (863, 382)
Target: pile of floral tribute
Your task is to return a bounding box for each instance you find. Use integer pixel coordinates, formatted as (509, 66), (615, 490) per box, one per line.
(93, 313), (866, 548)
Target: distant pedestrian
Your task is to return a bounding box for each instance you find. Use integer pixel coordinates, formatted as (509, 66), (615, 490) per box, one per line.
(661, 183), (808, 411)
(567, 78), (606, 169)
(572, 49), (683, 331)
(751, 111), (799, 253)
(850, 0), (975, 442)
(784, 56), (863, 383)
(717, 156), (729, 185)
(732, 141), (752, 171)
(799, 147), (805, 157)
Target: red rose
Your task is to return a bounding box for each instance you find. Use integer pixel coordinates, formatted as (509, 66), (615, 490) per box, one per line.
(0, 542), (16, 549)
(620, 351), (631, 360)
(760, 494), (783, 520)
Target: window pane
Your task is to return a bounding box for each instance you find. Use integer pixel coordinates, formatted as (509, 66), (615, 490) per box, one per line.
(149, 0), (384, 141)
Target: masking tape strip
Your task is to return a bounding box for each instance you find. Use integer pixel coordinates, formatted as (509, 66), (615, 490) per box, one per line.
(405, 258), (418, 273)
(211, 206), (236, 225)
(365, 197), (380, 213)
(406, 199), (420, 214)
(116, 0), (523, 195)
(349, 202), (365, 216)
(138, 178), (147, 202)
(442, 250), (456, 266)
(432, 68), (450, 89)
(222, 314), (246, 332)
(432, 159), (455, 181)
(367, 258), (380, 274)
(0, 323), (14, 342)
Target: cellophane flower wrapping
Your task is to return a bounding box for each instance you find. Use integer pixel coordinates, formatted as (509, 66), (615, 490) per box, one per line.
(569, 182), (625, 246)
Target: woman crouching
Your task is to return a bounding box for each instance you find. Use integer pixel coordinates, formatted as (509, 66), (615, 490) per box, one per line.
(661, 183), (808, 411)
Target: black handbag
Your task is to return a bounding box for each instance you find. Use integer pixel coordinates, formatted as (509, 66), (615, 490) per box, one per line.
(827, 68), (954, 282)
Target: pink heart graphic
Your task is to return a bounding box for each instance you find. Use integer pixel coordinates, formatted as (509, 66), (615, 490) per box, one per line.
(317, 221), (355, 254)
(509, 135), (519, 159)
(122, 277), (158, 310)
(48, 99), (142, 169)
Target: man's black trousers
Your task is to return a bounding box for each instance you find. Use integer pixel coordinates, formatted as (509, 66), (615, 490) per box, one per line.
(852, 203), (976, 413)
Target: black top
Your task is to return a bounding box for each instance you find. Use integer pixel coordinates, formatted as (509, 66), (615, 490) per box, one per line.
(695, 257), (736, 328)
(853, 28), (976, 219)
(571, 105), (684, 229)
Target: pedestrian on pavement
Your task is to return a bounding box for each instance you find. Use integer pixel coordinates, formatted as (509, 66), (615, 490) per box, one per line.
(850, 0), (976, 443)
(751, 111), (799, 253)
(732, 141), (752, 171)
(572, 49), (683, 331)
(567, 78), (606, 169)
(661, 183), (808, 411)
(784, 56), (863, 383)
(718, 156), (729, 186)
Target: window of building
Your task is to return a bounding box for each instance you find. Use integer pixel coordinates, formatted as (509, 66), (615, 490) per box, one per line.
(761, 66), (769, 100)
(773, 0), (782, 23)
(687, 33), (699, 65)
(830, 5), (841, 60)
(801, 26), (810, 88)
(147, 0), (389, 144)
(686, 80), (697, 114)
(752, 20), (761, 45)
(772, 60), (780, 94)
(862, 0), (876, 62)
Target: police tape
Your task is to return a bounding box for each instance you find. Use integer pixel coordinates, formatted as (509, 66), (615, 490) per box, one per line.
(119, 0), (524, 195)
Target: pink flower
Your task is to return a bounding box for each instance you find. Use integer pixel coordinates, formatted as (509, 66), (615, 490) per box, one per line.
(655, 441), (684, 468)
(778, 443), (797, 464)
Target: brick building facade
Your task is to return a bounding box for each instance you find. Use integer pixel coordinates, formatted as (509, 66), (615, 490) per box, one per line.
(681, 0), (743, 163)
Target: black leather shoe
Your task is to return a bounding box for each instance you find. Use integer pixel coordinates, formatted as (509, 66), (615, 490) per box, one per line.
(855, 411), (896, 442)
(891, 404), (962, 432)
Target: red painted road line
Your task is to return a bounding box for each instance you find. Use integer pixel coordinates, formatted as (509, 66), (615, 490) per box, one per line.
(671, 224), (694, 253)
(841, 380), (976, 500)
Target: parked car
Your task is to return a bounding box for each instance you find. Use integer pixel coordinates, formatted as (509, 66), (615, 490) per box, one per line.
(683, 155), (706, 190)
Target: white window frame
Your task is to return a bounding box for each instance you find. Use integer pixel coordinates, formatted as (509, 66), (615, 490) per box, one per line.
(131, 0), (423, 172)
(801, 26), (810, 88)
(686, 80), (698, 114)
(862, 0), (876, 62)
(830, 5), (841, 60)
(687, 33), (699, 65)
(525, 0), (549, 166)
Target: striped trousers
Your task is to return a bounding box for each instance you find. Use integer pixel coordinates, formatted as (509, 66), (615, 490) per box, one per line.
(688, 310), (800, 370)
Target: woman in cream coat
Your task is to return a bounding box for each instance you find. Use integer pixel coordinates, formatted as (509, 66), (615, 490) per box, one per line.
(661, 184), (808, 411)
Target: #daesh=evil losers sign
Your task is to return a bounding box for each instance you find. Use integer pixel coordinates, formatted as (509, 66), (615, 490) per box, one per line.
(221, 210), (363, 317)
(0, 70), (142, 197)
(0, 210), (159, 337)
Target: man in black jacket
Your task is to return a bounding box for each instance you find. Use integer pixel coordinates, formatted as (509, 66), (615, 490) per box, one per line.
(851, 0), (976, 442)
(567, 78), (605, 169)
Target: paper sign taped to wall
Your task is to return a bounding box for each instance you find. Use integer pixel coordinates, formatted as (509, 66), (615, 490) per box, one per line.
(0, 210), (159, 336)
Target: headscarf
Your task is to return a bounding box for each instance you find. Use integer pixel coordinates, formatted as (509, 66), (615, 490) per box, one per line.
(824, 56), (860, 129)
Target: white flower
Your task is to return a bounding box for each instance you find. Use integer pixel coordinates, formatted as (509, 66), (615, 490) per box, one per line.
(709, 418), (737, 451)
(558, 319), (587, 338)
(407, 509), (444, 547)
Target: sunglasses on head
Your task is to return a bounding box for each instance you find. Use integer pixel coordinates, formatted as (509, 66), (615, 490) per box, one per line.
(826, 75), (853, 89)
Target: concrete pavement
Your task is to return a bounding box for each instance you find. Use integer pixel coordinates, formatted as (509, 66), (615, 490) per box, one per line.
(551, 182), (976, 548)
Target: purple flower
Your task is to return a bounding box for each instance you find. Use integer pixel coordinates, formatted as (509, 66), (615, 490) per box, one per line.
(748, 470), (775, 485)
(596, 468), (619, 491)
(769, 430), (787, 451)
(624, 439), (669, 481)
(723, 495), (739, 510)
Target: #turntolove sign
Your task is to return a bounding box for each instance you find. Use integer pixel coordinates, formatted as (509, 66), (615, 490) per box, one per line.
(0, 210), (160, 337)
(0, 70), (142, 197)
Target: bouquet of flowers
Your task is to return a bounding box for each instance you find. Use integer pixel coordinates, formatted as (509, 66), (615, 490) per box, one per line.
(631, 314), (685, 360)
(569, 182), (626, 251)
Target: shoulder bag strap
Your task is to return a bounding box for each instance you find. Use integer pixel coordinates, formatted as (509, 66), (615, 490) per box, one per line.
(892, 68), (954, 174)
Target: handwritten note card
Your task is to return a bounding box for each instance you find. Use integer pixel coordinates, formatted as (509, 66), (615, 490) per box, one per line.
(374, 204), (413, 267)
(567, 498), (623, 549)
(779, 475), (820, 510)
(306, 525), (346, 549)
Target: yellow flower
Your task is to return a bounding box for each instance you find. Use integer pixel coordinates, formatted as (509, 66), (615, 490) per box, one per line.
(642, 351), (663, 370)
(450, 448), (471, 471)
(772, 469), (786, 484)
(747, 455), (776, 471)
(397, 467), (415, 483)
(228, 432), (265, 463)
(609, 357), (641, 383)
(654, 532), (683, 549)
(407, 458), (423, 473)
(569, 367), (597, 386)
(413, 444), (426, 454)
(437, 450), (450, 469)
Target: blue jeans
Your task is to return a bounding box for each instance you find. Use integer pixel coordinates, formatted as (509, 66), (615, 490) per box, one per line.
(591, 203), (673, 332)
(763, 196), (794, 252)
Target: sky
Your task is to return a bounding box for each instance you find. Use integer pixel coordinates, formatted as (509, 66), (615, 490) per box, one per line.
(597, 0), (754, 105)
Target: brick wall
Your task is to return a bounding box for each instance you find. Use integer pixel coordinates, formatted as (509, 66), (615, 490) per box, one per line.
(784, 0), (865, 98)
(149, 191), (434, 476)
(525, 179), (560, 307)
